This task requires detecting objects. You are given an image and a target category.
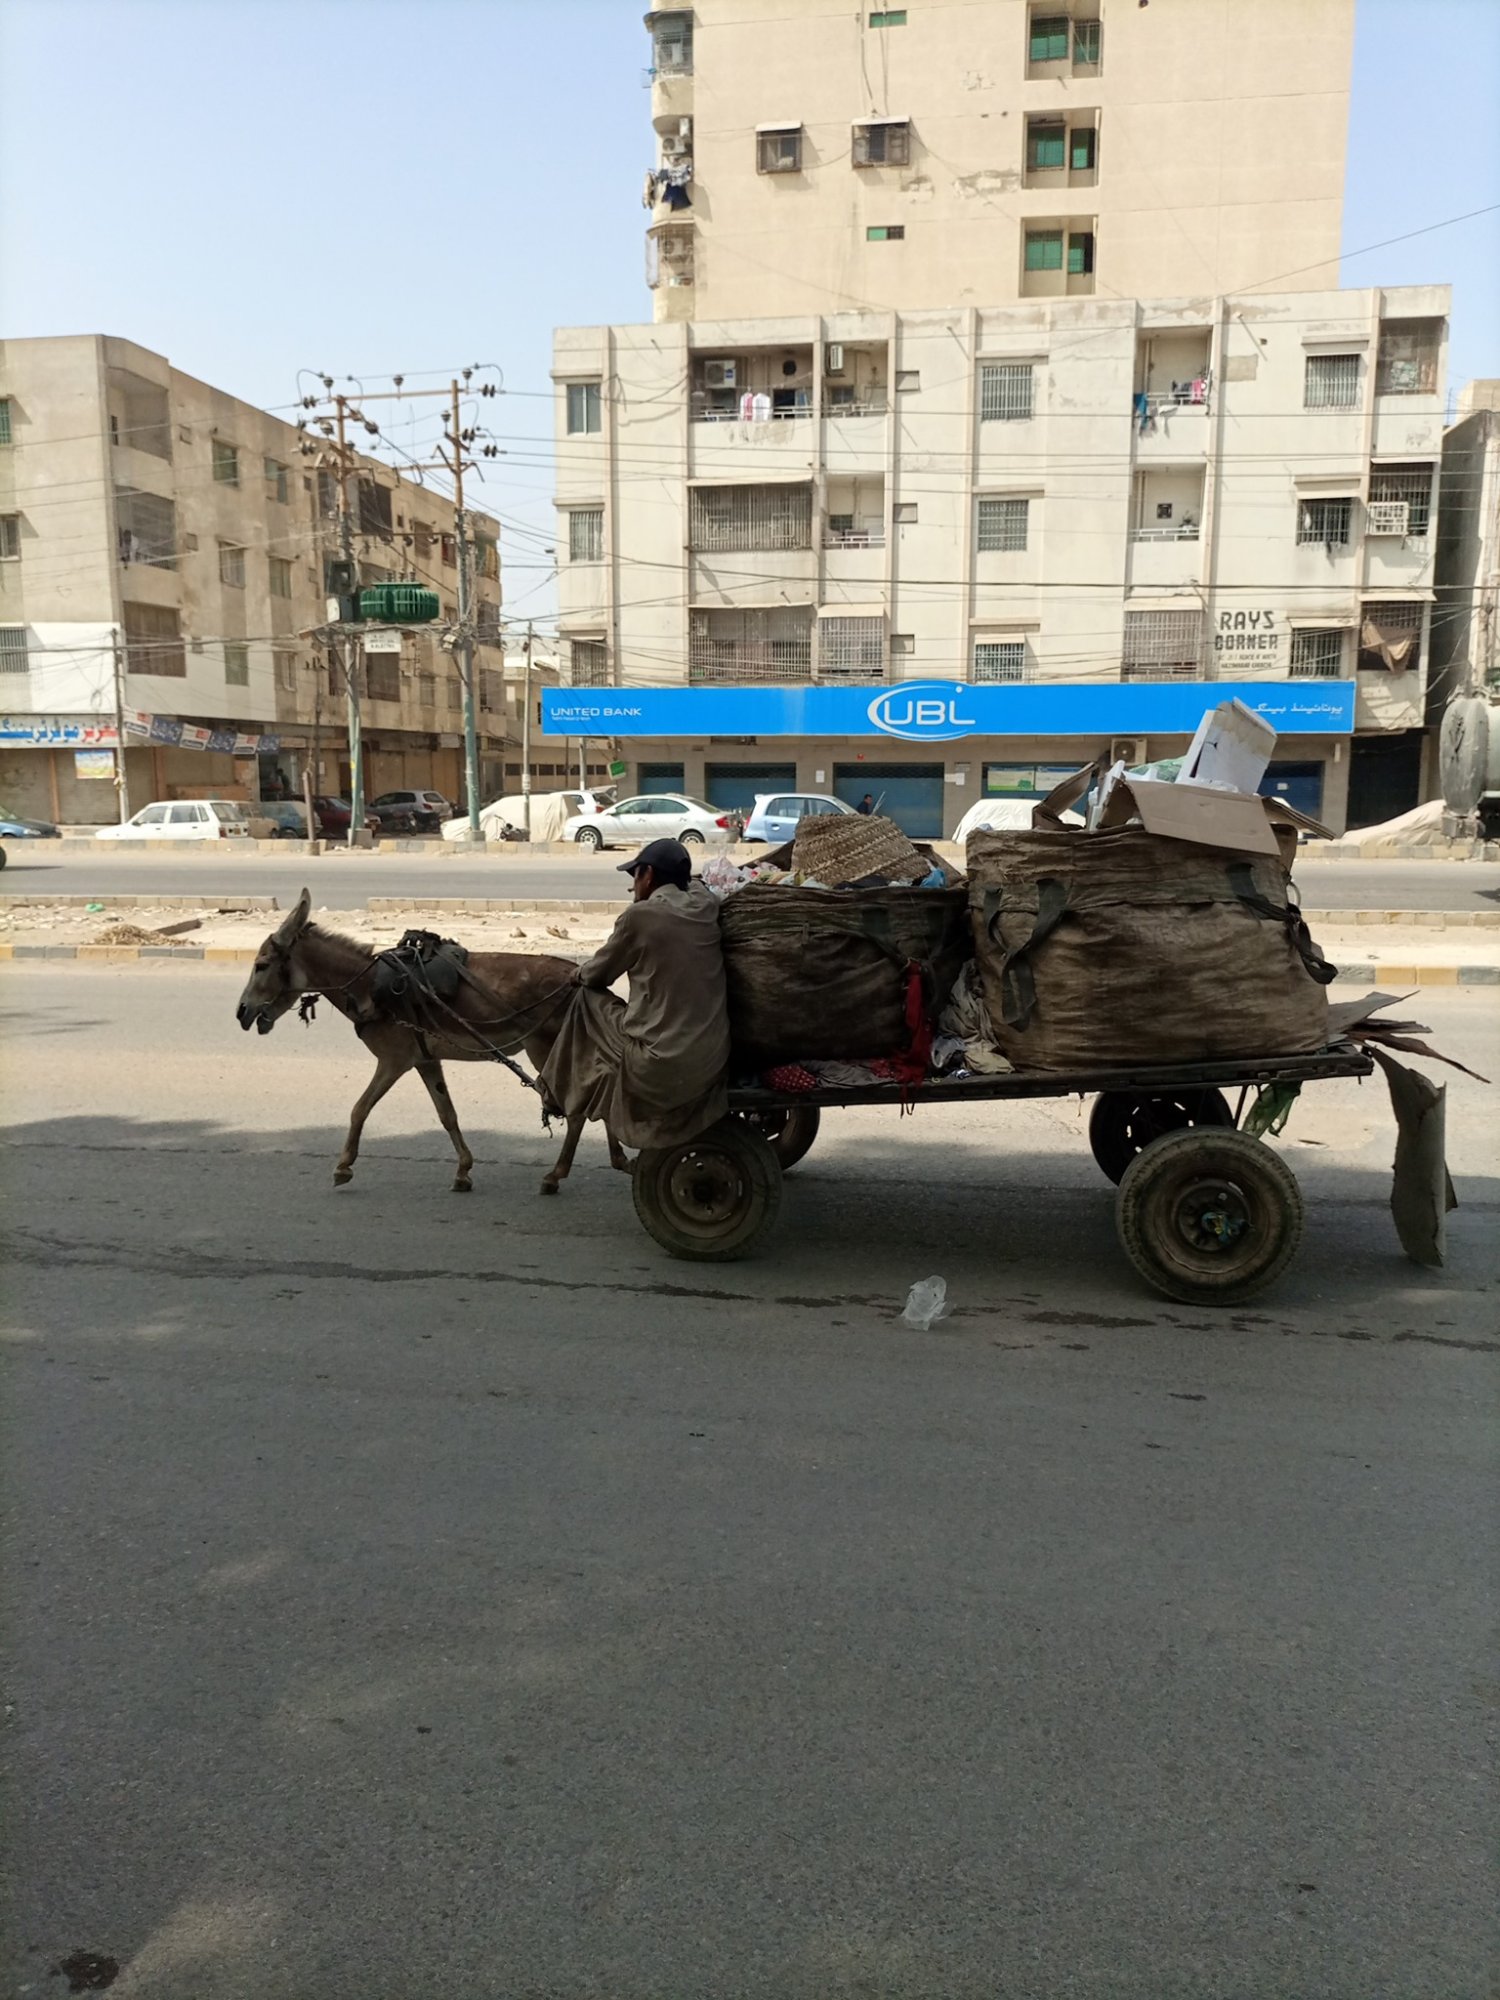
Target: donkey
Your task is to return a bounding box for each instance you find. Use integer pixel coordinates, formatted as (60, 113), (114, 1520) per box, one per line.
(235, 888), (628, 1195)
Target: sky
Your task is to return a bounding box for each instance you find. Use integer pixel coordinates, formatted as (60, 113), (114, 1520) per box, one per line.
(3, 0), (1498, 633)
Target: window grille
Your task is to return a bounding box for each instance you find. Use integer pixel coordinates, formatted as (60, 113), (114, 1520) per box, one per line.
(977, 497), (1029, 552)
(0, 399), (11, 446)
(357, 479), (392, 537)
(1297, 497), (1354, 546)
(1358, 600), (1424, 673)
(114, 488), (176, 568)
(853, 121), (910, 167)
(270, 557), (293, 598)
(218, 543), (246, 588)
(980, 362), (1034, 421)
(0, 516), (18, 561)
(569, 508), (604, 562)
(689, 484), (812, 552)
(224, 643), (249, 687)
(757, 128), (802, 174)
(817, 616), (886, 682)
(1073, 18), (1101, 64)
(652, 14), (692, 73)
(565, 382), (602, 435)
(1289, 629), (1345, 679)
(1122, 609), (1202, 680)
(124, 603), (186, 676)
(264, 457), (289, 503)
(274, 650), (298, 691)
(1368, 464), (1434, 540)
(689, 606), (814, 684)
(568, 638), (611, 687)
(1027, 119), (1066, 172)
(1304, 353), (1361, 409)
(211, 439), (239, 486)
(1376, 320), (1441, 396)
(1024, 229), (1063, 271)
(973, 640), (1029, 682)
(366, 656), (400, 702)
(0, 625), (27, 673)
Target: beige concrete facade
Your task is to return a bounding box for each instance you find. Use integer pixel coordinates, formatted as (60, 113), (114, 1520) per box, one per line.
(552, 284), (1449, 834)
(0, 335), (507, 822)
(643, 0), (1354, 324)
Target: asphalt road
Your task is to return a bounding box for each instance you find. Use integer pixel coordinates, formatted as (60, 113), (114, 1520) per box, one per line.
(5, 844), (1500, 912)
(2, 966), (1496, 1998)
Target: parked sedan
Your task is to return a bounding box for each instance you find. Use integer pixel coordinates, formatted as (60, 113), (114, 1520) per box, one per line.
(368, 788), (452, 834)
(563, 794), (738, 851)
(248, 802), (310, 839)
(0, 810), (61, 841)
(742, 792), (856, 844)
(95, 800), (250, 841)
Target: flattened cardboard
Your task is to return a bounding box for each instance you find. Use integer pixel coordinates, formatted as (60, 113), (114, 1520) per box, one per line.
(1180, 697), (1276, 794)
(1096, 775), (1281, 856)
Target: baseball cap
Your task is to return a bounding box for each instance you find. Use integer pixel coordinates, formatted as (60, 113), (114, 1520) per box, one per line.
(618, 836), (691, 878)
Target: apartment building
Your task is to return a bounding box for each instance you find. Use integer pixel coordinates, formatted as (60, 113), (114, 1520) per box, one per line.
(0, 335), (509, 824)
(641, 0), (1354, 323)
(550, 284), (1448, 833)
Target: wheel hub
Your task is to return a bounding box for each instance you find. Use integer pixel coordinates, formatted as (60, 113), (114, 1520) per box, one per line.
(667, 1148), (744, 1225)
(1174, 1178), (1252, 1255)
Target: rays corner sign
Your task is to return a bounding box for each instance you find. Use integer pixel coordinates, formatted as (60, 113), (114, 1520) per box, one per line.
(541, 681), (1357, 741)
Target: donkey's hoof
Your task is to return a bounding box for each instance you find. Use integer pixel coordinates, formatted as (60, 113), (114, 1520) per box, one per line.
(452, 1178), (472, 1194)
(539, 1179), (560, 1197)
(333, 1167), (353, 1187)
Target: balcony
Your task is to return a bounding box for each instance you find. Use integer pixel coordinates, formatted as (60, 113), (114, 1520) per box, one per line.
(1023, 114), (1099, 190)
(646, 220), (695, 317)
(647, 10), (693, 121)
(688, 606), (814, 686)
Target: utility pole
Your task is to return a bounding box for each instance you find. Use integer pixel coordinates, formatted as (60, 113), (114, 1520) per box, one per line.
(332, 395), (365, 845)
(445, 378), (482, 838)
(520, 618), (534, 838)
(110, 628), (130, 822)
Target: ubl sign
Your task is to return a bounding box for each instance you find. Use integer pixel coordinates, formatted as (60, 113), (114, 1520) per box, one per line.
(866, 683), (979, 742)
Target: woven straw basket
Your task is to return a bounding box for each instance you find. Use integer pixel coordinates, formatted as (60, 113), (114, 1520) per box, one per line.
(791, 811), (927, 887)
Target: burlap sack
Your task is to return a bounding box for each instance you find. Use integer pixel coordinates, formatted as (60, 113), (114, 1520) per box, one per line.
(967, 826), (1334, 1071)
(720, 882), (971, 1067)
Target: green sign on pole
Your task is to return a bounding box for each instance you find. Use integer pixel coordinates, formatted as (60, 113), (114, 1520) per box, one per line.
(609, 760), (627, 779)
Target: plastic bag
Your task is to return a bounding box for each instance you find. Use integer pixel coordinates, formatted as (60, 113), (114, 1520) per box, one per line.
(901, 1276), (951, 1330)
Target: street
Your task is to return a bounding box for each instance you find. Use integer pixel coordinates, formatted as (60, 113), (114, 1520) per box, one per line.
(3, 964), (1495, 1997)
(5, 845), (1500, 912)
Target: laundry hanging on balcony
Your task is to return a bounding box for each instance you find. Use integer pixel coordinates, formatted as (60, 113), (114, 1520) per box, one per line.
(1360, 616), (1417, 672)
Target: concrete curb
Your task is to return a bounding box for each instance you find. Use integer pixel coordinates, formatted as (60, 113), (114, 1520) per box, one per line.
(0, 893), (278, 911)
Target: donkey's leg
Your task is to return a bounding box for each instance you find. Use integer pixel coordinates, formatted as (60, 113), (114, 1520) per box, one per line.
(540, 1111), (589, 1196)
(334, 1050), (410, 1186)
(416, 1059), (475, 1193)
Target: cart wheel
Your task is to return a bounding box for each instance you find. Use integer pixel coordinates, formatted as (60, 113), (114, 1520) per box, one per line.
(632, 1118), (783, 1261)
(1115, 1127), (1303, 1306)
(731, 1103), (821, 1172)
(1088, 1087), (1234, 1185)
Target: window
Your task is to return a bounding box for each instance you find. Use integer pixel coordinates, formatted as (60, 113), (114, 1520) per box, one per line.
(1289, 629), (1345, 679)
(980, 362), (1034, 421)
(568, 507), (604, 562)
(866, 224), (905, 242)
(357, 479), (392, 536)
(480, 668), (503, 710)
(274, 649), (297, 691)
(1030, 14), (1070, 61)
(1304, 353), (1361, 409)
(1071, 127), (1097, 172)
(440, 532), (456, 567)
(316, 468), (339, 519)
(0, 515), (19, 561)
(1377, 319), (1442, 396)
(0, 626), (27, 673)
(211, 439), (239, 485)
(690, 484), (811, 553)
(569, 638), (611, 686)
(124, 602), (185, 676)
(565, 382), (602, 434)
(224, 642), (250, 686)
(115, 488), (176, 567)
(869, 7), (907, 22)
(1027, 119), (1066, 172)
(1024, 229), (1064, 272)
(0, 399), (12, 445)
(269, 556), (293, 598)
(853, 120), (911, 167)
(418, 671), (436, 709)
(264, 457), (289, 503)
(893, 501), (918, 524)
(757, 128), (803, 174)
(1358, 600), (1424, 673)
(1073, 18), (1101, 65)
(366, 656), (400, 702)
(1368, 464), (1434, 541)
(895, 370), (920, 392)
(1122, 609), (1202, 680)
(818, 615), (886, 683)
(475, 536), (499, 581)
(219, 542), (246, 588)
(973, 640), (1029, 683)
(688, 606), (814, 684)
(890, 633), (915, 656)
(411, 520), (434, 559)
(1297, 497), (1355, 547)
(977, 497), (1029, 552)
(1067, 231), (1094, 275)
(652, 12), (692, 74)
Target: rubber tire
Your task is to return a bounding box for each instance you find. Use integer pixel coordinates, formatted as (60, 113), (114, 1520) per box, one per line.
(1088, 1087), (1234, 1185)
(574, 825), (603, 850)
(632, 1118), (783, 1261)
(732, 1103), (821, 1172)
(0, 846), (7, 870)
(680, 829), (705, 846)
(1115, 1126), (1304, 1307)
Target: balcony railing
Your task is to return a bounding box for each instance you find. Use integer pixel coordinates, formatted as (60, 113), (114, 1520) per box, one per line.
(695, 405), (813, 423)
(1130, 524), (1200, 543)
(824, 527), (885, 549)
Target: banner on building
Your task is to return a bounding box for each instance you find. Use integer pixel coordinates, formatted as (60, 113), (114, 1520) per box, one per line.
(74, 750), (117, 779)
(0, 716), (119, 747)
(542, 680), (1358, 742)
(120, 708), (278, 755)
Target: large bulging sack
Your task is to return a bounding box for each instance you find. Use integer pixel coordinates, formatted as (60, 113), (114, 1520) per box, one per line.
(720, 883), (971, 1067)
(967, 826), (1334, 1071)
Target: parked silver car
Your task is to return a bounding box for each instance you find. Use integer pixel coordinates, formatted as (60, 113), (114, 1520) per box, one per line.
(564, 794), (739, 851)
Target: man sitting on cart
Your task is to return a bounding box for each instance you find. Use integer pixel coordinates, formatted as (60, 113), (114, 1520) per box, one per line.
(541, 836), (731, 1153)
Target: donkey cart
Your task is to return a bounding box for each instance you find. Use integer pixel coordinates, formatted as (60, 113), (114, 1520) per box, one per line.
(627, 1043), (1375, 1306)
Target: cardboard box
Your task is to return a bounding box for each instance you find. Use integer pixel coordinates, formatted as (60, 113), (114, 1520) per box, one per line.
(1180, 698), (1276, 794)
(1097, 774), (1281, 855)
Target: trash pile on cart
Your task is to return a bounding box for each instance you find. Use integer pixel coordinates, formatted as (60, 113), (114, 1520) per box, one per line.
(625, 699), (1480, 1295)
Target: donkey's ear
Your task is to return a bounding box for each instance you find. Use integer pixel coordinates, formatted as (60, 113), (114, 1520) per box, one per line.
(273, 887), (312, 944)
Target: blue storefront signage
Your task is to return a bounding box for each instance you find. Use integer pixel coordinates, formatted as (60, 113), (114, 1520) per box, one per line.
(542, 680), (1356, 741)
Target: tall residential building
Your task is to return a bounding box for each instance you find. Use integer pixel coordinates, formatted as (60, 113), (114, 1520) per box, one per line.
(550, 286), (1449, 834)
(0, 335), (518, 824)
(642, 0), (1354, 323)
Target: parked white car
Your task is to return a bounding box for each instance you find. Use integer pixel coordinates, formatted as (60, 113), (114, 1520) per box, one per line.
(563, 794), (738, 851)
(95, 800), (251, 841)
(440, 787), (617, 842)
(952, 796), (1085, 843)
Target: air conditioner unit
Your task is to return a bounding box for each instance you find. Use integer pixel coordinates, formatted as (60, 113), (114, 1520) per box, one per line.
(1366, 500), (1410, 535)
(661, 133), (687, 157)
(1110, 737), (1145, 768)
(703, 359), (737, 388)
(826, 343), (845, 374)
